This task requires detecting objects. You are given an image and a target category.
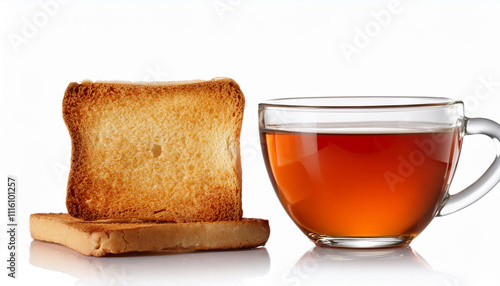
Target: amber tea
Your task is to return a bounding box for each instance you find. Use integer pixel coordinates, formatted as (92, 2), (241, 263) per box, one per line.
(261, 128), (462, 240)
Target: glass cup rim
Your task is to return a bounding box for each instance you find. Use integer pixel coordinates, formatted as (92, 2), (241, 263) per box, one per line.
(259, 96), (464, 109)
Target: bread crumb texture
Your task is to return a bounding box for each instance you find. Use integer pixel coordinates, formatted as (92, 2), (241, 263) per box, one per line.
(63, 78), (245, 222)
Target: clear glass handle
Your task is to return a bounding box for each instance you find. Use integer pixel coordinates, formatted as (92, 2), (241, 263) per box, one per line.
(438, 118), (500, 216)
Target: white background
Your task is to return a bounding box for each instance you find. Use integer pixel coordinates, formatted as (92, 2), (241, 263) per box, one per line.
(1, 0), (500, 285)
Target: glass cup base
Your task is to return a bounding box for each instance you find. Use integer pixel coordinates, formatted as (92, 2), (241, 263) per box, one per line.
(308, 233), (415, 249)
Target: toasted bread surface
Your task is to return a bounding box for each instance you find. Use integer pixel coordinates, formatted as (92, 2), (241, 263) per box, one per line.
(63, 78), (244, 222)
(30, 213), (269, 257)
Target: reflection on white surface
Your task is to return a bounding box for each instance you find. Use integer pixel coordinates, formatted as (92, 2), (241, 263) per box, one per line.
(30, 240), (270, 286)
(284, 246), (461, 286)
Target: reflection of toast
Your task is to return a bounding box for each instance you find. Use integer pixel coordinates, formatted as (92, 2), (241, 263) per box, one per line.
(30, 240), (270, 285)
(63, 78), (245, 222)
(30, 213), (270, 257)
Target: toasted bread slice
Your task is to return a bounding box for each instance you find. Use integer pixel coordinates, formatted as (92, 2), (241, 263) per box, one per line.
(30, 213), (270, 257)
(63, 78), (244, 222)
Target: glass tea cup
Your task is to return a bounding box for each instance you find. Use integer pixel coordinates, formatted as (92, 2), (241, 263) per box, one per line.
(259, 97), (500, 248)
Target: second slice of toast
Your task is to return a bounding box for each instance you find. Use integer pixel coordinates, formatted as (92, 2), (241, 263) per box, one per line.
(30, 213), (269, 256)
(63, 78), (244, 222)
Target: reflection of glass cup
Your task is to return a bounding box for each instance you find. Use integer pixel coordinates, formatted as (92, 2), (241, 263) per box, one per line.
(259, 97), (500, 248)
(287, 246), (458, 286)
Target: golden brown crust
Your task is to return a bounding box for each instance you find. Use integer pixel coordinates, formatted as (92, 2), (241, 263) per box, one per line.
(30, 213), (270, 257)
(63, 78), (245, 222)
